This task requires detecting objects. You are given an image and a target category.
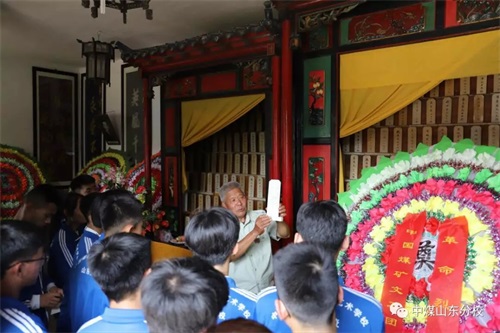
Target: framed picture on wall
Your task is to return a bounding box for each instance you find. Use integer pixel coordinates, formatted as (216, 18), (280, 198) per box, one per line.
(33, 67), (78, 185)
(121, 64), (144, 165)
(302, 145), (331, 203)
(81, 74), (105, 166)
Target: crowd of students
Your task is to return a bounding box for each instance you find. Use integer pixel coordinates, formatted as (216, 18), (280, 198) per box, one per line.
(1, 177), (384, 333)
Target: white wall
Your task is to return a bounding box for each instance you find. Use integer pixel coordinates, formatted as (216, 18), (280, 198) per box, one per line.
(0, 54), (161, 168)
(0, 55), (81, 155)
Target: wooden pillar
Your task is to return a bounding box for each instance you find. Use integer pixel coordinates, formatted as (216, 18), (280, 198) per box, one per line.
(281, 19), (293, 238)
(142, 77), (152, 206)
(271, 55), (281, 179)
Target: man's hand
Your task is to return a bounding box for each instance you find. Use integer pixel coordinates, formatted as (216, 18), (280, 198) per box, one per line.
(278, 203), (287, 218)
(40, 292), (62, 309)
(253, 215), (272, 235)
(48, 286), (63, 297)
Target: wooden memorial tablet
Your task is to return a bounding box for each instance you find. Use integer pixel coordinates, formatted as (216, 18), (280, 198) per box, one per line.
(473, 95), (485, 123)
(198, 194), (204, 210)
(494, 74), (500, 93)
(213, 194), (220, 207)
(200, 173), (207, 193)
(234, 154), (241, 174)
(256, 200), (264, 210)
(458, 95), (468, 124)
(460, 77), (470, 95)
(445, 79), (454, 96)
(205, 195), (212, 209)
(259, 155), (266, 176)
(412, 100), (422, 125)
(258, 132), (266, 153)
(226, 154), (233, 174)
(380, 128), (389, 153)
(256, 176), (264, 199)
(362, 155), (371, 170)
(426, 99), (436, 125)
(250, 154), (258, 175)
(493, 94), (500, 123)
(408, 127), (417, 153)
(223, 174), (229, 186)
(476, 75), (487, 94)
(342, 140), (350, 154)
(385, 114), (394, 126)
(242, 154), (249, 174)
(367, 128), (376, 153)
(242, 133), (249, 153)
(423, 126), (433, 146)
(214, 174), (221, 192)
(349, 155), (359, 180)
(250, 132), (257, 153)
(399, 107), (408, 126)
(206, 173), (213, 194)
(488, 125), (500, 147)
(238, 175), (246, 193)
(354, 132), (363, 153)
(453, 126), (464, 141)
(247, 199), (254, 211)
(471, 126), (482, 145)
(247, 175), (255, 199)
(231, 174), (238, 183)
(437, 127), (448, 140)
(442, 97), (452, 124)
(429, 85), (439, 97)
(393, 127), (403, 153)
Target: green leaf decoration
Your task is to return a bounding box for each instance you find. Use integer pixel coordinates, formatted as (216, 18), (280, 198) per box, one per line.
(393, 151), (411, 163)
(433, 136), (453, 152)
(413, 142), (430, 157)
(474, 169), (493, 184)
(453, 139), (474, 153)
(487, 174), (500, 191)
(456, 168), (471, 181)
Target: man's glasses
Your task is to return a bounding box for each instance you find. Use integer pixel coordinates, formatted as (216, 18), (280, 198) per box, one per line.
(8, 256), (48, 268)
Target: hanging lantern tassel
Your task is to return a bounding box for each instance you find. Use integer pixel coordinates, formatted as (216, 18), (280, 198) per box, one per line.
(100, 0), (105, 14)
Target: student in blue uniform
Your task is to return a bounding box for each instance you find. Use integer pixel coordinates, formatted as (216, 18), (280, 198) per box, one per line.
(62, 189), (144, 332)
(141, 257), (229, 333)
(73, 193), (102, 265)
(15, 185), (63, 326)
(48, 193), (86, 288)
(1, 220), (48, 333)
(77, 233), (151, 332)
(273, 243), (339, 333)
(185, 208), (257, 323)
(70, 174), (98, 196)
(255, 200), (384, 333)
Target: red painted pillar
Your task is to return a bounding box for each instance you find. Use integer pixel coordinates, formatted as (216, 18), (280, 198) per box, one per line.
(281, 19), (293, 241)
(271, 55), (281, 180)
(142, 77), (152, 206)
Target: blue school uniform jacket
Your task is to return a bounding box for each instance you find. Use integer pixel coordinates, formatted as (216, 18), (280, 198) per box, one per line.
(1, 297), (47, 333)
(255, 281), (384, 333)
(19, 272), (53, 326)
(218, 277), (257, 323)
(48, 223), (82, 288)
(74, 226), (100, 265)
(77, 308), (148, 333)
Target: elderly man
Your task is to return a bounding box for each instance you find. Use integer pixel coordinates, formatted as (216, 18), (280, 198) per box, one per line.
(219, 181), (290, 293)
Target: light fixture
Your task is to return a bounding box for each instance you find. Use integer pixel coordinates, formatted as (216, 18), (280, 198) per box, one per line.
(81, 0), (153, 24)
(77, 34), (115, 86)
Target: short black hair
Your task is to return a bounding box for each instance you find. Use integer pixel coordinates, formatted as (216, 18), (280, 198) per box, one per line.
(70, 175), (96, 192)
(185, 207), (240, 265)
(1, 220), (44, 278)
(274, 243), (339, 327)
(80, 192), (100, 223)
(24, 184), (61, 208)
(88, 233), (151, 302)
(207, 318), (271, 333)
(63, 192), (83, 217)
(141, 257), (229, 333)
(97, 189), (143, 233)
(296, 200), (348, 253)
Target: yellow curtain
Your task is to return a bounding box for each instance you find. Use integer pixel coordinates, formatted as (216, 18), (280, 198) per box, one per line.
(338, 30), (500, 192)
(181, 94), (265, 190)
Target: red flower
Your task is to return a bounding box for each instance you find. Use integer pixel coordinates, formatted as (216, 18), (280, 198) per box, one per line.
(381, 235), (396, 265)
(136, 186), (146, 194)
(409, 276), (429, 299)
(345, 274), (362, 291)
(410, 182), (424, 198)
(425, 217), (439, 235)
(441, 180), (457, 196)
(461, 317), (494, 333)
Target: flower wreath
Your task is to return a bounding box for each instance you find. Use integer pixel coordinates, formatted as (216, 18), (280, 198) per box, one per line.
(125, 152), (162, 211)
(0, 145), (46, 218)
(337, 136), (500, 333)
(79, 151), (129, 191)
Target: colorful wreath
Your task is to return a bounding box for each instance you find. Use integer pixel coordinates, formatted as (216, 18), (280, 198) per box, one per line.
(79, 151), (129, 191)
(125, 152), (162, 211)
(1, 145), (46, 219)
(338, 136), (500, 333)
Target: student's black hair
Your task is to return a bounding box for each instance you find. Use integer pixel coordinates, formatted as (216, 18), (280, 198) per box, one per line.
(97, 189), (143, 233)
(80, 192), (100, 224)
(63, 192), (83, 217)
(141, 257), (229, 333)
(1, 220), (45, 278)
(273, 243), (339, 327)
(89, 192), (105, 228)
(24, 184), (61, 208)
(88, 233), (151, 302)
(70, 174), (96, 192)
(296, 200), (348, 253)
(185, 207), (240, 266)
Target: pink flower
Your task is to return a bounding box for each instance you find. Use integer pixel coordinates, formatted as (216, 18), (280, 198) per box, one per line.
(410, 182), (424, 198)
(486, 302), (500, 331)
(461, 317), (493, 333)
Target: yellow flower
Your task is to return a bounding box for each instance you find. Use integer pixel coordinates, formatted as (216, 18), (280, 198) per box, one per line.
(426, 196), (444, 213)
(370, 226), (386, 243)
(394, 205), (411, 220)
(442, 200), (460, 216)
(461, 282), (475, 304)
(474, 253), (497, 273)
(380, 217), (395, 233)
(373, 284), (382, 300)
(472, 235), (495, 253)
(469, 269), (493, 292)
(461, 208), (488, 235)
(409, 199), (426, 212)
(363, 243), (379, 256)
